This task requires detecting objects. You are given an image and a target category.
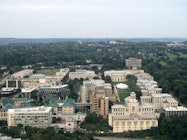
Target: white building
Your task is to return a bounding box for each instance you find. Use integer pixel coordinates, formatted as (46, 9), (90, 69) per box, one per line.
(21, 88), (36, 98)
(7, 106), (52, 128)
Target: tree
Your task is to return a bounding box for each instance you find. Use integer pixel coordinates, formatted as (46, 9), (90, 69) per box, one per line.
(104, 76), (112, 83)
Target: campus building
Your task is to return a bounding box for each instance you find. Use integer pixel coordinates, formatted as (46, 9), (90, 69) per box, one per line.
(21, 74), (62, 89)
(69, 69), (96, 80)
(7, 106), (52, 128)
(108, 92), (158, 133)
(80, 80), (114, 103)
(104, 69), (144, 82)
(39, 84), (70, 102)
(48, 98), (87, 132)
(125, 57), (142, 69)
(0, 98), (34, 120)
(80, 79), (116, 117)
(10, 69), (33, 79)
(163, 106), (187, 117)
(21, 88), (36, 98)
(137, 72), (187, 116)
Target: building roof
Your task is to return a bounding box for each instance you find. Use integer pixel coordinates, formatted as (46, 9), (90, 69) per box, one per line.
(63, 99), (75, 107)
(48, 98), (62, 107)
(0, 108), (8, 111)
(13, 98), (31, 101)
(47, 98), (75, 107)
(21, 88), (35, 93)
(4, 103), (14, 108)
(0, 99), (14, 106)
(116, 83), (128, 89)
(0, 98), (32, 109)
(21, 102), (34, 107)
(29, 74), (46, 79)
(113, 115), (156, 120)
(112, 104), (126, 109)
(8, 106), (52, 113)
(164, 106), (187, 111)
(140, 103), (154, 108)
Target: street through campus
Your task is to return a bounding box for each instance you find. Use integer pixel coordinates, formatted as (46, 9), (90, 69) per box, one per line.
(94, 136), (151, 140)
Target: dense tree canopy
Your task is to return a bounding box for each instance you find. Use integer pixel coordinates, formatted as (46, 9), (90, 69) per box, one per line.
(0, 41), (186, 105)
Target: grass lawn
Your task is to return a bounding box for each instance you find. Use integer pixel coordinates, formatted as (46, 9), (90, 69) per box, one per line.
(178, 52), (187, 58)
(36, 69), (60, 75)
(117, 88), (130, 103)
(113, 80), (142, 103)
(159, 61), (167, 66)
(166, 52), (177, 61)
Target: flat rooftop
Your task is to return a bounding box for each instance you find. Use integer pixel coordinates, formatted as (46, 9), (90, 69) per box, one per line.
(164, 106), (187, 111)
(8, 106), (52, 113)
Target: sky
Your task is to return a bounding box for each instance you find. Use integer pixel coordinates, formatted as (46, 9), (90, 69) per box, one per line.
(0, 0), (187, 38)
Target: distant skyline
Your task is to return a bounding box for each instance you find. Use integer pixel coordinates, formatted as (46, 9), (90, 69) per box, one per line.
(0, 0), (187, 38)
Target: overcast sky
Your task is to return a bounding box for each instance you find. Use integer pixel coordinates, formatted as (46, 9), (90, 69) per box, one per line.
(0, 0), (187, 38)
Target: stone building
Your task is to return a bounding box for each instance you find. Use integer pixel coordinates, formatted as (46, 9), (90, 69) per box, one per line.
(80, 80), (116, 117)
(108, 92), (158, 133)
(48, 98), (86, 132)
(125, 57), (142, 69)
(163, 106), (187, 117)
(104, 69), (144, 82)
(69, 69), (96, 80)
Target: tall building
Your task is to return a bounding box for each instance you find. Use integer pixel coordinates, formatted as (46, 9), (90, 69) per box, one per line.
(89, 85), (109, 117)
(125, 57), (142, 69)
(80, 79), (116, 117)
(108, 92), (158, 133)
(80, 80), (105, 103)
(7, 106), (52, 128)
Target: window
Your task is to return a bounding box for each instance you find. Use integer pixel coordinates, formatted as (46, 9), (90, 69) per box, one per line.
(132, 107), (135, 112)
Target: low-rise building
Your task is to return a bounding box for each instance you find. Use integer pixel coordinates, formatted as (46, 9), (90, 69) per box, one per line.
(104, 69), (144, 82)
(163, 106), (187, 117)
(125, 57), (142, 69)
(0, 98), (34, 120)
(39, 84), (70, 102)
(5, 79), (21, 89)
(55, 68), (70, 78)
(69, 69), (96, 80)
(21, 88), (36, 98)
(11, 69), (33, 79)
(7, 106), (52, 128)
(48, 98), (86, 132)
